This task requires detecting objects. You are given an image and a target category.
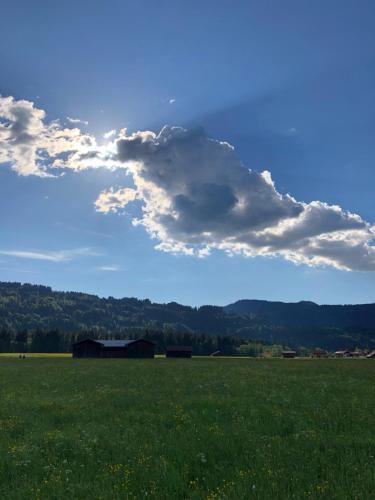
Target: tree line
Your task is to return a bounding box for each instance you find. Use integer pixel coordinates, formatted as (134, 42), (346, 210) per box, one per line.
(1, 281), (374, 350)
(0, 327), (261, 355)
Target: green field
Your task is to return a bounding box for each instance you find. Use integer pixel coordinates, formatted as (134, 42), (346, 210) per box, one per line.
(0, 358), (374, 499)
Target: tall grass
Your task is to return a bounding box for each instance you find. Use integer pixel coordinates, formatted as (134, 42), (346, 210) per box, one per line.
(0, 357), (374, 499)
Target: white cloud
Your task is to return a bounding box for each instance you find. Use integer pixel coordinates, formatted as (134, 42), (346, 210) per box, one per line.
(95, 187), (138, 214)
(97, 265), (120, 272)
(0, 248), (101, 262)
(0, 95), (112, 176)
(103, 129), (116, 139)
(1, 95), (374, 272)
(285, 127), (298, 136)
(0, 95), (50, 176)
(67, 116), (88, 126)
(169, 98), (176, 104)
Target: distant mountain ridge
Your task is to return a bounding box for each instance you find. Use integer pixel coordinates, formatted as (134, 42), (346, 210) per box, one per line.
(0, 281), (375, 350)
(224, 299), (375, 329)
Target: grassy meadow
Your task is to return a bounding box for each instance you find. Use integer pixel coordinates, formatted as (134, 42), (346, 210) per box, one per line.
(0, 357), (374, 499)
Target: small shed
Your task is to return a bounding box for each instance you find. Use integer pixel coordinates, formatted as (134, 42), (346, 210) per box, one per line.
(166, 346), (193, 358)
(366, 351), (375, 359)
(282, 350), (296, 358)
(72, 338), (155, 358)
(312, 348), (328, 358)
(210, 350), (223, 357)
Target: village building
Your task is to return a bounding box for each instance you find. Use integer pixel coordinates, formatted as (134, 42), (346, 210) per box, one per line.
(350, 351), (365, 358)
(334, 350), (352, 358)
(281, 350), (296, 358)
(312, 348), (328, 358)
(210, 350), (223, 357)
(166, 346), (193, 358)
(72, 338), (155, 358)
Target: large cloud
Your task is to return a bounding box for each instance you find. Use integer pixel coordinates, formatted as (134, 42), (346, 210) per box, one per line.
(1, 96), (374, 271)
(108, 126), (375, 270)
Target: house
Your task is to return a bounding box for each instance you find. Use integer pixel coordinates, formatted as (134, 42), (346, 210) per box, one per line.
(334, 350), (352, 358)
(166, 346), (193, 358)
(72, 338), (155, 358)
(312, 348), (328, 358)
(350, 351), (364, 358)
(366, 351), (375, 359)
(210, 350), (223, 357)
(281, 350), (296, 358)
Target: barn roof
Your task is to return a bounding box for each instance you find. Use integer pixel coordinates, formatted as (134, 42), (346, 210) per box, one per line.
(73, 338), (155, 347)
(98, 340), (135, 348)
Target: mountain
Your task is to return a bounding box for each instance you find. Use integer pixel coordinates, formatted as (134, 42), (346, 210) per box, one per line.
(1, 281), (375, 350)
(224, 299), (375, 329)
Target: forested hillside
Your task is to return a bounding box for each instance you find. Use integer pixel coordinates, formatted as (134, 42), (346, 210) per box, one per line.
(225, 299), (375, 329)
(0, 282), (375, 350)
(0, 282), (245, 335)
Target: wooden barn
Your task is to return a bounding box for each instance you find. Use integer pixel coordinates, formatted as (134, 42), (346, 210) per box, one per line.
(281, 350), (296, 358)
(166, 346), (193, 358)
(72, 338), (155, 358)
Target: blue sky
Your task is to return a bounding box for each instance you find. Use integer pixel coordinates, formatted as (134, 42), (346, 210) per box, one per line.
(1, 0), (375, 305)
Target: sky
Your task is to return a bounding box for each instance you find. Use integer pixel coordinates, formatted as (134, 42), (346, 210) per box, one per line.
(1, 0), (375, 306)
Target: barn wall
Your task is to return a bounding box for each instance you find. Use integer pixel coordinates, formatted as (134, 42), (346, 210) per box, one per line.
(73, 339), (155, 358)
(101, 347), (128, 358)
(127, 341), (155, 358)
(73, 341), (102, 358)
